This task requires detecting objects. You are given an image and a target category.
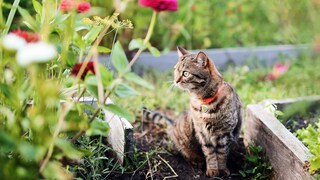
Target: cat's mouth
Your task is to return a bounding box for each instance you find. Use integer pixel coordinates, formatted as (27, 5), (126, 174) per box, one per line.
(175, 82), (196, 91)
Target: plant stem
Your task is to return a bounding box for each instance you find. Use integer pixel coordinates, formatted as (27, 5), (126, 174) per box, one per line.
(70, 106), (100, 143)
(0, 0), (3, 61)
(72, 24), (111, 87)
(126, 11), (157, 71)
(1, 0), (20, 61)
(93, 49), (104, 104)
(0, 0), (3, 27)
(2, 0), (20, 36)
(41, 0), (55, 41)
(39, 102), (74, 172)
(144, 11), (157, 44)
(69, 11), (158, 142)
(60, 12), (75, 68)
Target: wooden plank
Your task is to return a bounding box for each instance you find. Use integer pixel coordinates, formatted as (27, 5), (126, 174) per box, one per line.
(103, 98), (133, 165)
(78, 97), (133, 165)
(245, 103), (313, 180)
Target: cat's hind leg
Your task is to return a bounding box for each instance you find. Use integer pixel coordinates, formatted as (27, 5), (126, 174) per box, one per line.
(170, 112), (204, 168)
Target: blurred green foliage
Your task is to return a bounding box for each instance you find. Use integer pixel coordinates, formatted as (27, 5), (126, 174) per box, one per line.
(6, 0), (319, 50)
(85, 0), (320, 51)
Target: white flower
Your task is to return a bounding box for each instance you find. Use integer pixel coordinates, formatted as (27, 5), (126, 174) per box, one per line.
(2, 34), (27, 50)
(16, 42), (57, 67)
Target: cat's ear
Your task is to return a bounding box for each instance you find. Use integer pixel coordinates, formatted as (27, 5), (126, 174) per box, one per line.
(177, 46), (189, 57)
(195, 51), (208, 67)
(196, 51), (222, 78)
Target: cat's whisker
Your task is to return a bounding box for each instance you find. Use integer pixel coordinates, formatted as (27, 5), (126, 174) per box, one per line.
(165, 80), (174, 84)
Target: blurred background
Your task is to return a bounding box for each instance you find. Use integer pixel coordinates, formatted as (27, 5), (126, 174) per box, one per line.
(3, 0), (320, 52)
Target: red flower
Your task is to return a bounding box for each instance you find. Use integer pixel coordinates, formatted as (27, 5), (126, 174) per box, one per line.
(139, 0), (178, 12)
(12, 28), (39, 43)
(59, 0), (76, 11)
(266, 62), (290, 81)
(77, 2), (90, 12)
(70, 62), (95, 80)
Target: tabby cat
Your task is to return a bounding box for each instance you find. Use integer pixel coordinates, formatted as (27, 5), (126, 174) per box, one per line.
(144, 47), (242, 177)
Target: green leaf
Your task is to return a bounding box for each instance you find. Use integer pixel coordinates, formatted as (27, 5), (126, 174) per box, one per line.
(51, 14), (70, 27)
(148, 46), (161, 57)
(32, 0), (42, 15)
(74, 34), (86, 49)
(310, 156), (320, 171)
(114, 83), (139, 98)
(103, 104), (134, 122)
(55, 138), (83, 159)
(0, 83), (12, 99)
(18, 142), (46, 161)
(18, 6), (38, 30)
(124, 72), (154, 90)
(99, 64), (113, 87)
(239, 170), (246, 177)
(83, 26), (103, 45)
(129, 38), (146, 51)
(65, 107), (88, 131)
(42, 161), (72, 179)
(97, 46), (111, 53)
(66, 51), (77, 67)
(297, 122), (320, 172)
(111, 41), (129, 73)
(0, 131), (16, 152)
(86, 118), (110, 137)
(84, 76), (99, 98)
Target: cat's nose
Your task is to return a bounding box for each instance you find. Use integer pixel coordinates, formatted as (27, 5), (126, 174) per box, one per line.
(175, 77), (182, 84)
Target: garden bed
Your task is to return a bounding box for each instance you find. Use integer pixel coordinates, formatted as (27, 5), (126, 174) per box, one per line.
(245, 96), (320, 179)
(106, 113), (246, 180)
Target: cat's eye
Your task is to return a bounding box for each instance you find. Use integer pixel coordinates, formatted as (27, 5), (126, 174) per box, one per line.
(183, 71), (190, 77)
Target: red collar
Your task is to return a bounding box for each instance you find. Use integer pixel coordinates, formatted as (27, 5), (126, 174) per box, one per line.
(201, 84), (225, 105)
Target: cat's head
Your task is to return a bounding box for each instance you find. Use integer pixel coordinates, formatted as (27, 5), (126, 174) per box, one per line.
(174, 46), (222, 93)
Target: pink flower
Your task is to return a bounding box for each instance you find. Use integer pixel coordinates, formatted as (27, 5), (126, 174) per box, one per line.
(70, 62), (95, 80)
(77, 2), (90, 12)
(59, 0), (76, 11)
(59, 0), (90, 13)
(266, 62), (290, 81)
(139, 0), (178, 12)
(12, 28), (39, 43)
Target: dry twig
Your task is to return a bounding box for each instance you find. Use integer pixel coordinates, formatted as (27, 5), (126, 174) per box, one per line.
(157, 155), (178, 179)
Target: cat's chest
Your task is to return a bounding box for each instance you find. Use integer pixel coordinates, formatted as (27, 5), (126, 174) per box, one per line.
(190, 100), (235, 133)
(190, 100), (227, 120)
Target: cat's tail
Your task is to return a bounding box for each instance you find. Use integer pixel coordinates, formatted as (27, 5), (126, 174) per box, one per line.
(142, 107), (174, 125)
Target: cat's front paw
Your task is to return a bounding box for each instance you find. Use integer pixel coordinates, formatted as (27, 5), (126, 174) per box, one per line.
(206, 169), (219, 177)
(219, 168), (230, 177)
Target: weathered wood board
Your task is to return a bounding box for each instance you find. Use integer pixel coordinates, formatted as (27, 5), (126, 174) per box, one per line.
(244, 96), (320, 180)
(78, 97), (134, 165)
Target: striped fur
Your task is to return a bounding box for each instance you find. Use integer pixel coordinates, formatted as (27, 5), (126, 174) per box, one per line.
(142, 107), (174, 125)
(173, 47), (242, 177)
(143, 48), (242, 177)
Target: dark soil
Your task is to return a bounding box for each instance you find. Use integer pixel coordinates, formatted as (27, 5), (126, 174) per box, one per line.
(283, 110), (320, 133)
(107, 116), (246, 180)
(279, 101), (320, 133)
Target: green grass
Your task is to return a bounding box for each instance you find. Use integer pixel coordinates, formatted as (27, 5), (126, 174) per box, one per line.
(239, 143), (273, 179)
(115, 53), (320, 116)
